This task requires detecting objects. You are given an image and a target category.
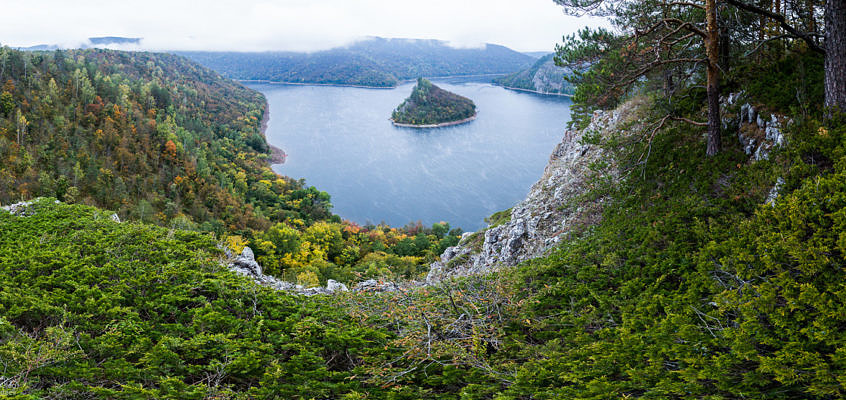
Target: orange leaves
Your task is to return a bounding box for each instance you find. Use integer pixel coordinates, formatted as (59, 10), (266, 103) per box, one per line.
(164, 140), (178, 160)
(343, 220), (362, 235)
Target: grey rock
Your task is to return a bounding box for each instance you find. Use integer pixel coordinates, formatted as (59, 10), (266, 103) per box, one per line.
(232, 246), (262, 276)
(733, 97), (788, 162)
(326, 279), (349, 292)
(353, 279), (399, 292)
(427, 99), (635, 283)
(1, 199), (59, 217)
(766, 177), (785, 206)
(241, 246), (255, 261)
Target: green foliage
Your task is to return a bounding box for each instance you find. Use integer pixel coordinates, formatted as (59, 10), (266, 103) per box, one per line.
(346, 95), (846, 397)
(0, 47), (330, 233)
(730, 49), (826, 115)
(555, 27), (629, 128)
(483, 208), (512, 229)
(0, 46), (468, 294)
(0, 199), (395, 398)
(248, 219), (460, 285)
(392, 78), (476, 126)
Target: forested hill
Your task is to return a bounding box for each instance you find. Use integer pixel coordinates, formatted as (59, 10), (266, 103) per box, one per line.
(391, 78), (476, 126)
(493, 53), (574, 95)
(178, 37), (534, 87)
(0, 45), (465, 297)
(0, 47), (333, 232)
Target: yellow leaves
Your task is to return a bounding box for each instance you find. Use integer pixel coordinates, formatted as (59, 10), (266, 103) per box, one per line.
(296, 270), (320, 288)
(223, 235), (247, 254)
(287, 198), (303, 209)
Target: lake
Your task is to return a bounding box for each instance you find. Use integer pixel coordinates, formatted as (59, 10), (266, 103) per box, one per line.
(246, 78), (572, 232)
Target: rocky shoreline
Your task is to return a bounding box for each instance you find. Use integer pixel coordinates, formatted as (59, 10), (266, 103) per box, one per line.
(498, 85), (572, 97)
(259, 98), (287, 164)
(390, 114), (477, 129)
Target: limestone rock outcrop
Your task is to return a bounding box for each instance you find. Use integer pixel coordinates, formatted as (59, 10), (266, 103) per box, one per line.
(427, 100), (642, 283)
(724, 92), (788, 161)
(226, 247), (392, 295)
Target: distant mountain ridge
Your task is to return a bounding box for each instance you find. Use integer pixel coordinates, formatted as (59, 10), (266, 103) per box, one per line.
(178, 37), (535, 87)
(88, 36), (141, 46)
(17, 36), (142, 51)
(493, 53), (574, 95)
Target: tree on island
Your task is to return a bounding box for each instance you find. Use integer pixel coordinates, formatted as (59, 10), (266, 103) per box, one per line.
(391, 78), (476, 126)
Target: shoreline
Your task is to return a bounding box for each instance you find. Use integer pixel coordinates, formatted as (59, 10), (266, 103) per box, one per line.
(259, 98), (287, 164)
(497, 85), (573, 97)
(390, 114), (478, 129)
(240, 74), (509, 90)
(241, 79), (395, 90)
(396, 73), (506, 84)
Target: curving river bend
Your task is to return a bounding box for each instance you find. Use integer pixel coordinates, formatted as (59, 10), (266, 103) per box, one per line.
(246, 77), (572, 231)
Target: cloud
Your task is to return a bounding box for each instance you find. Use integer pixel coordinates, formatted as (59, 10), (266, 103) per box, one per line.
(0, 0), (609, 52)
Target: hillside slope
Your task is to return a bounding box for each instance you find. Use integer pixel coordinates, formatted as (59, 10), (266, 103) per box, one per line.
(427, 100), (640, 281)
(0, 47), (331, 232)
(0, 199), (398, 398)
(178, 37), (534, 87)
(493, 53), (573, 95)
(2, 84), (844, 399)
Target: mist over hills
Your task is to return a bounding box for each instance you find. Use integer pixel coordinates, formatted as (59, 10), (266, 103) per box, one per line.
(177, 37), (535, 87)
(16, 36), (142, 51)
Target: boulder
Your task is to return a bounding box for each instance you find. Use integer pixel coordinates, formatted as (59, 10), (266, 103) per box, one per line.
(326, 279), (349, 292)
(231, 246), (262, 276)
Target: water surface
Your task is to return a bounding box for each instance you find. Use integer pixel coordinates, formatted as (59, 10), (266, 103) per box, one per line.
(247, 78), (572, 231)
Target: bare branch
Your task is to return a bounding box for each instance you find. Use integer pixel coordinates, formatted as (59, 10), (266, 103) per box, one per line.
(668, 1), (706, 10)
(671, 116), (708, 126)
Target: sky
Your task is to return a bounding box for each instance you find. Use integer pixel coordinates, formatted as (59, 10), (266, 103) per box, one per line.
(0, 0), (608, 53)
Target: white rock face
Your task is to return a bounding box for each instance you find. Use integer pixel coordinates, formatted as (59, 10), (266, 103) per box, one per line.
(427, 101), (638, 283)
(326, 279), (349, 292)
(766, 177), (785, 206)
(225, 247), (398, 295)
(1, 199), (60, 216)
(735, 98), (788, 161)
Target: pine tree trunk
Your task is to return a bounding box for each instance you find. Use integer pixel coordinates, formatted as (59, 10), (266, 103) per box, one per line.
(826, 0), (846, 112)
(720, 26), (731, 73)
(705, 0), (722, 156)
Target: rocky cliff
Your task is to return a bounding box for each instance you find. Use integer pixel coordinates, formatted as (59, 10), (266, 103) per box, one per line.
(426, 93), (788, 283)
(427, 100), (646, 283)
(493, 53), (573, 95)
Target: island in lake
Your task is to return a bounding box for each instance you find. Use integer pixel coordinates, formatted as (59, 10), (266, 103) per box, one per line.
(391, 78), (477, 127)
